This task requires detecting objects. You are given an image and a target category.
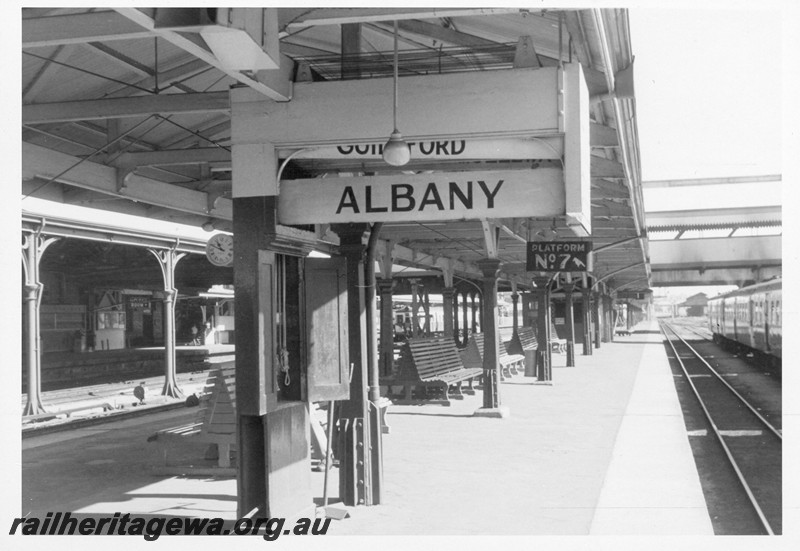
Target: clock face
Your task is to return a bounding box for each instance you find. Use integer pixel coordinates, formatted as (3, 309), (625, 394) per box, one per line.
(205, 233), (234, 267)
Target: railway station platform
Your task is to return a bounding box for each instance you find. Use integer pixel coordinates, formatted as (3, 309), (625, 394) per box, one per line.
(18, 320), (714, 537)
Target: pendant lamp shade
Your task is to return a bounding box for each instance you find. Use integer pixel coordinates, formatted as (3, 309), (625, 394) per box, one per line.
(382, 21), (410, 167)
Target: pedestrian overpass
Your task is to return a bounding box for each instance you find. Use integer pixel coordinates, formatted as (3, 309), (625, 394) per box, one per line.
(644, 176), (782, 287)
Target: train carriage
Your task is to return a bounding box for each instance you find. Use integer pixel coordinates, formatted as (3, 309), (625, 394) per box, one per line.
(707, 278), (781, 365)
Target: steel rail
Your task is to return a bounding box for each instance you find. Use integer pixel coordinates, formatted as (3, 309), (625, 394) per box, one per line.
(664, 321), (781, 440)
(659, 320), (777, 535)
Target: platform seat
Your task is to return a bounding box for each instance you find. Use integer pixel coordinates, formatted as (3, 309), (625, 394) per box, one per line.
(461, 333), (525, 379)
(384, 336), (482, 406)
(549, 322), (568, 354)
(147, 364), (236, 476)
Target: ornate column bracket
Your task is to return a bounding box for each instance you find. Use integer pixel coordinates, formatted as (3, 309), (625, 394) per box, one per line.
(149, 247), (187, 398)
(21, 231), (59, 416)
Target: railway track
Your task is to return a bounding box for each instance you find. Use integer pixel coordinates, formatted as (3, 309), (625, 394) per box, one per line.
(660, 320), (782, 535)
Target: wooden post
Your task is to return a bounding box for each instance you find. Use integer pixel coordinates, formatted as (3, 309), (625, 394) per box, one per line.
(332, 224), (377, 506)
(581, 284), (593, 356)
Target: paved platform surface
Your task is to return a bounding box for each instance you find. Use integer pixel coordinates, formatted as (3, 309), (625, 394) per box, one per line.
(18, 320), (714, 538)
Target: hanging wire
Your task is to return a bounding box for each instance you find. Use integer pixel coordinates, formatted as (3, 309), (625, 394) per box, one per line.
(392, 19), (399, 132)
(24, 51), (154, 94)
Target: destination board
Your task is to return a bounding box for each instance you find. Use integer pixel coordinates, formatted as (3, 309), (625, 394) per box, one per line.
(278, 168), (564, 225)
(526, 241), (592, 272)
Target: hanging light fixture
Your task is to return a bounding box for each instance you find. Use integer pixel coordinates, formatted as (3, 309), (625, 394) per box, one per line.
(382, 20), (411, 166)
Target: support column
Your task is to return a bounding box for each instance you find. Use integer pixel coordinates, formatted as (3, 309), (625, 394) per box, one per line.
(563, 280), (576, 367)
(521, 291), (531, 327)
(333, 224), (380, 506)
(511, 285), (520, 334)
(581, 286), (593, 356)
(376, 279), (395, 378)
(421, 288), (431, 335)
(461, 290), (469, 345)
(410, 278), (420, 338)
(594, 291), (602, 349)
(21, 232), (58, 415)
(606, 295), (615, 342)
(149, 248), (186, 398)
(474, 258), (507, 418)
(442, 287), (455, 342)
(532, 276), (553, 383)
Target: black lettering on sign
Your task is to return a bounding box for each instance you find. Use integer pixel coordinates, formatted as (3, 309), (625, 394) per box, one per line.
(419, 183), (445, 211)
(449, 181), (473, 210)
(365, 186), (388, 213)
(392, 184), (415, 212)
(337, 145), (354, 155)
(336, 186), (359, 214)
(451, 140), (466, 155)
(477, 180), (504, 208)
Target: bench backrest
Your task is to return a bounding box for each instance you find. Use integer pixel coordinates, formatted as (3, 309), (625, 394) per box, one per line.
(460, 334), (482, 370)
(198, 364), (236, 439)
(508, 326), (538, 354)
(464, 332), (516, 362)
(397, 336), (465, 382)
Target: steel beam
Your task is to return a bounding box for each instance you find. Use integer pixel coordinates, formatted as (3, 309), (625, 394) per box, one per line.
(23, 92), (230, 124)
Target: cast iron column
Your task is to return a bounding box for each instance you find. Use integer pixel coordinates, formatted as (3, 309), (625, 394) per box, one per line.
(476, 258), (503, 413)
(461, 290), (469, 345)
(377, 278), (395, 378)
(442, 287), (455, 342)
(22, 232), (58, 415)
(594, 291), (602, 349)
(563, 282), (576, 367)
(149, 248), (186, 398)
(532, 276), (553, 383)
(581, 286), (593, 356)
(521, 291), (531, 328)
(511, 291), (519, 334)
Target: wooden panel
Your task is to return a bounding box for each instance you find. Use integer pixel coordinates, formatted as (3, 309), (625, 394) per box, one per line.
(305, 256), (350, 402)
(264, 402), (312, 518)
(258, 251), (280, 411)
(231, 67), (560, 147)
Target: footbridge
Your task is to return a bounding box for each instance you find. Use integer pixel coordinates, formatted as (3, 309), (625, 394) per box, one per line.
(644, 176), (782, 287)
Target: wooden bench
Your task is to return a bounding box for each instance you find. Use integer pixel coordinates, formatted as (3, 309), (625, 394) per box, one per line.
(148, 364), (236, 476)
(461, 333), (525, 379)
(507, 326), (538, 376)
(384, 336), (482, 406)
(549, 322), (568, 354)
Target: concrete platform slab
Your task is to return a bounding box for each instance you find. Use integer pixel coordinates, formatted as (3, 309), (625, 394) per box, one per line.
(18, 320), (713, 539)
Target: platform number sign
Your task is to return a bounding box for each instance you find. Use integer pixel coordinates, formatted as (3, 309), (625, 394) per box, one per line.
(526, 241), (592, 272)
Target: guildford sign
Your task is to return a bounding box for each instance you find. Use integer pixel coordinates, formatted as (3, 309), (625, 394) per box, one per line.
(277, 168), (564, 225)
